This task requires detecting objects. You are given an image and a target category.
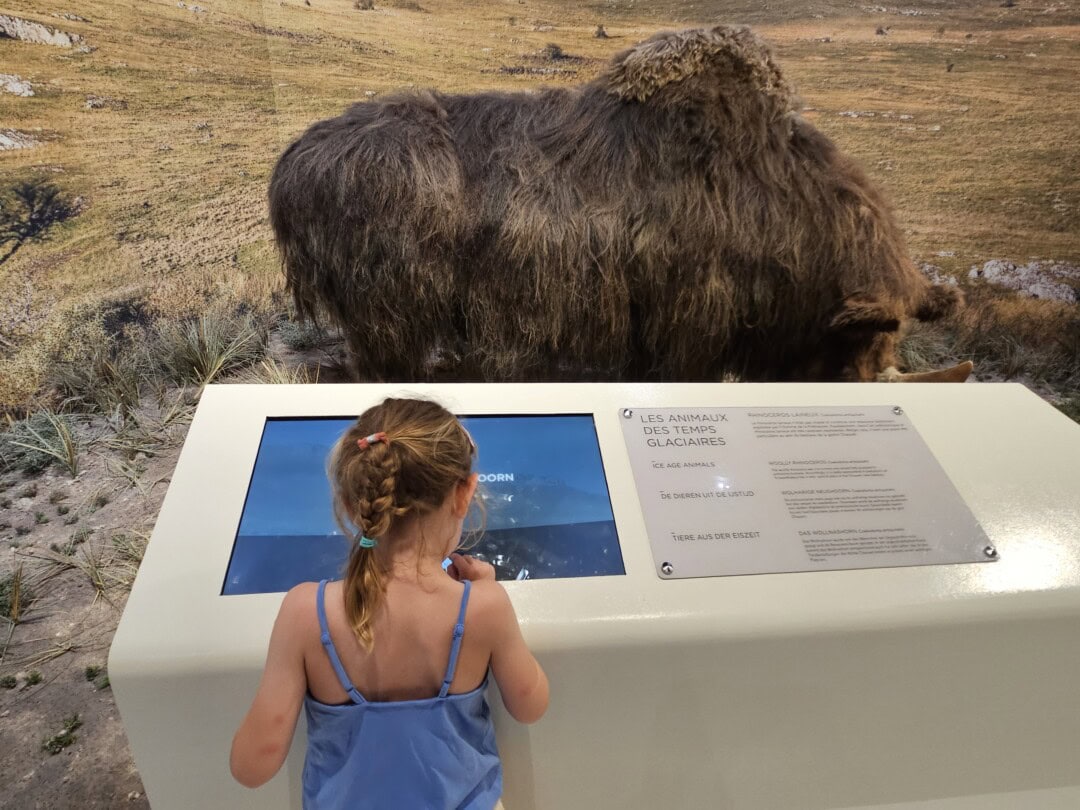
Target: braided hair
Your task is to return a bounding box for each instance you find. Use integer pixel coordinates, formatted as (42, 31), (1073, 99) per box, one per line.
(329, 398), (476, 649)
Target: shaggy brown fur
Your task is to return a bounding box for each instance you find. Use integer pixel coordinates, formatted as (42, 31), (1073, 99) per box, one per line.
(269, 25), (961, 381)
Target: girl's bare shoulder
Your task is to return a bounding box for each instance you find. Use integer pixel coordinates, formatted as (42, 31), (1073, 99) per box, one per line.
(465, 580), (516, 634)
(278, 581), (321, 632)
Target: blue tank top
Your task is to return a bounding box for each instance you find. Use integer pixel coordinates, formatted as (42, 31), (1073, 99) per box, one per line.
(302, 579), (502, 810)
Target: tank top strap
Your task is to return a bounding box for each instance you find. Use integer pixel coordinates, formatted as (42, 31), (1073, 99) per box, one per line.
(438, 580), (472, 698)
(315, 580), (366, 705)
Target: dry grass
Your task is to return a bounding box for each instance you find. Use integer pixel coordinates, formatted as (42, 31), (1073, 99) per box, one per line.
(0, 0), (1075, 409)
(0, 564), (31, 625)
(233, 357), (319, 384)
(109, 531), (149, 588)
(953, 288), (1079, 383)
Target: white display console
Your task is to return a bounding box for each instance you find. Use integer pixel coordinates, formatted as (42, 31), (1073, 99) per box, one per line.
(109, 383), (1080, 809)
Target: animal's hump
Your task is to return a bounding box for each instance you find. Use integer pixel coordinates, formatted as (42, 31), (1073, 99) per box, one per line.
(599, 25), (795, 107)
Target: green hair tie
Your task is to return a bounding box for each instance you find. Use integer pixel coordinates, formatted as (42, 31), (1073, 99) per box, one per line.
(358, 536), (377, 549)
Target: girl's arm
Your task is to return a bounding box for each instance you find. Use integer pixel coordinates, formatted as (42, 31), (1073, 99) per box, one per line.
(230, 584), (311, 788)
(450, 554), (549, 723)
(486, 585), (550, 724)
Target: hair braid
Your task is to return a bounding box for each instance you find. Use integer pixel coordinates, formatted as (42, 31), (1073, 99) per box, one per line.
(329, 397), (477, 649)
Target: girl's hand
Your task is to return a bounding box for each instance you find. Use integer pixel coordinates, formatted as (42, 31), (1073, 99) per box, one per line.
(448, 553), (496, 582)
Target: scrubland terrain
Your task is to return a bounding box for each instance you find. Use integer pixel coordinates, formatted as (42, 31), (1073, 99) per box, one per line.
(1, 0), (1078, 805)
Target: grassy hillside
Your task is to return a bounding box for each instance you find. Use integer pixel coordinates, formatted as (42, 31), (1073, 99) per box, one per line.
(1, 0), (1078, 405)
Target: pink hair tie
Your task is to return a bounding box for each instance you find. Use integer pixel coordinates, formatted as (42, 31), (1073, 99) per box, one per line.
(357, 432), (388, 451)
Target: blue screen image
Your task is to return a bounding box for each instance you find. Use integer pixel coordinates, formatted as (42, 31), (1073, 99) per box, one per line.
(223, 415), (624, 594)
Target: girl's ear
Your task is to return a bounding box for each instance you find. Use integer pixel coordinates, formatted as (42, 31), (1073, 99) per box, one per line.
(454, 473), (479, 519)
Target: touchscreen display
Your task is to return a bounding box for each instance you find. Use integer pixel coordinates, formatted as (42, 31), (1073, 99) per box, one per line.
(222, 415), (623, 594)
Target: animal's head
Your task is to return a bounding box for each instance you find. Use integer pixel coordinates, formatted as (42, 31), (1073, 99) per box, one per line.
(816, 287), (972, 382)
(600, 26), (798, 123)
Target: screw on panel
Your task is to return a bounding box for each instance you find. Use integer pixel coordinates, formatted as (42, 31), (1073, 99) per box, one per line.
(660, 562), (673, 576)
(983, 545), (998, 559)
(622, 408), (633, 419)
(892, 406), (904, 415)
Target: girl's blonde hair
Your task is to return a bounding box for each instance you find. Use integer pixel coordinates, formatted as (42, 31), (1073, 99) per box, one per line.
(329, 398), (476, 649)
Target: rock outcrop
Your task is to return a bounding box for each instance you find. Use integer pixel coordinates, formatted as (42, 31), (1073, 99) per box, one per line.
(0, 14), (83, 47)
(969, 260), (1079, 303)
(0, 74), (34, 97)
(0, 130), (41, 150)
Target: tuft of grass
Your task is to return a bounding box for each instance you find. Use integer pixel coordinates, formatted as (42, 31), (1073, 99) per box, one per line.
(0, 674), (16, 689)
(111, 531), (147, 564)
(77, 543), (110, 597)
(52, 525), (92, 556)
(42, 714), (82, 755)
(0, 564), (32, 623)
(34, 511), (48, 525)
(18, 484), (37, 499)
(90, 492), (110, 511)
(48, 490), (67, 505)
(49, 343), (147, 417)
(235, 357), (318, 384)
(57, 504), (70, 516)
(84, 664), (110, 690)
(150, 309), (267, 387)
(26, 670), (42, 686)
(1, 412), (81, 477)
(110, 531), (149, 588)
(106, 456), (149, 493)
(277, 319), (328, 351)
(99, 391), (194, 463)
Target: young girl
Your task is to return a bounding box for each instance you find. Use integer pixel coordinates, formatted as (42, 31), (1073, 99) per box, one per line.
(231, 397), (549, 808)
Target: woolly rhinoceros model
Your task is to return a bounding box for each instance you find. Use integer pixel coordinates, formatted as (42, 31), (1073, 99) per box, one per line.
(269, 25), (971, 383)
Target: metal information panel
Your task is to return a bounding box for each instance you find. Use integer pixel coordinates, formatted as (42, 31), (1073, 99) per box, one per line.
(620, 405), (996, 579)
